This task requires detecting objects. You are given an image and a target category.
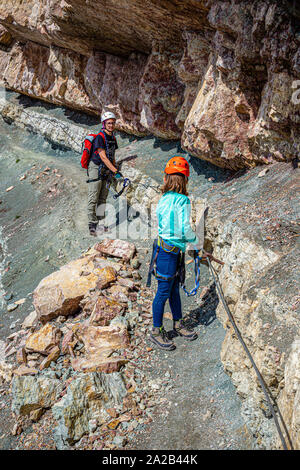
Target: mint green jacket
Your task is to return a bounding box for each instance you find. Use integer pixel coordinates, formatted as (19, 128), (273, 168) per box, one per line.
(156, 191), (199, 252)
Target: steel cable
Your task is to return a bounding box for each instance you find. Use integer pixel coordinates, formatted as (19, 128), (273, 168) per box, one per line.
(207, 257), (293, 451)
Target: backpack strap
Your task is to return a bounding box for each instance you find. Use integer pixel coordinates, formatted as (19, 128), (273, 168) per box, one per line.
(96, 131), (109, 156)
(146, 239), (184, 287)
(97, 131), (106, 144)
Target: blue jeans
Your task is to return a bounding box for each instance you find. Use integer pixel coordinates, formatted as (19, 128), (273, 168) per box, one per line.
(152, 247), (182, 328)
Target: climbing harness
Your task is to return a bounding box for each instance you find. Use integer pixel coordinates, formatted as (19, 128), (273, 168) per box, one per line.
(206, 257), (293, 451)
(146, 237), (183, 288)
(147, 241), (222, 297)
(146, 238), (199, 294)
(86, 169), (131, 200)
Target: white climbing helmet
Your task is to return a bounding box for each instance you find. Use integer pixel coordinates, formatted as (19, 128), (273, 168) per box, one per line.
(101, 111), (116, 123)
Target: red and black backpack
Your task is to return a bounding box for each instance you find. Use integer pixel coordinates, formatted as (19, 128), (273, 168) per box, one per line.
(80, 131), (116, 169)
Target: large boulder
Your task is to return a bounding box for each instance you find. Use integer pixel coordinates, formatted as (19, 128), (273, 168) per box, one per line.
(33, 250), (123, 323)
(33, 257), (99, 323)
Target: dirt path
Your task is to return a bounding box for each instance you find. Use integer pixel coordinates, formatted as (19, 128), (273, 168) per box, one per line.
(125, 259), (253, 450)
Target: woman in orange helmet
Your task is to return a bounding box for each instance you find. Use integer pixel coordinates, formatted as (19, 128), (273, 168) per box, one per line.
(148, 156), (200, 351)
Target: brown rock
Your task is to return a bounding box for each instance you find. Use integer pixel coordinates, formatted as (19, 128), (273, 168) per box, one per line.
(71, 356), (127, 374)
(25, 323), (62, 355)
(117, 277), (136, 290)
(22, 311), (38, 329)
(122, 395), (136, 411)
(33, 256), (101, 323)
(163, 311), (173, 320)
(13, 365), (38, 376)
(11, 423), (23, 436)
(5, 346), (17, 358)
(89, 296), (125, 326)
(182, 56), (254, 170)
(105, 285), (129, 305)
(106, 408), (119, 418)
(29, 408), (44, 422)
(39, 346), (60, 371)
(139, 48), (184, 139)
(16, 347), (27, 365)
(61, 328), (75, 355)
(27, 360), (40, 368)
(95, 239), (136, 262)
(107, 419), (120, 430)
(96, 266), (117, 289)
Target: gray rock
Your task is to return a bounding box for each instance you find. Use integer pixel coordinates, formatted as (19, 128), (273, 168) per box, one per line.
(4, 293), (13, 301)
(11, 375), (63, 416)
(112, 435), (127, 447)
(110, 315), (129, 330)
(52, 372), (126, 448)
(41, 370), (58, 380)
(7, 303), (18, 312)
(130, 259), (141, 269)
(119, 270), (133, 278)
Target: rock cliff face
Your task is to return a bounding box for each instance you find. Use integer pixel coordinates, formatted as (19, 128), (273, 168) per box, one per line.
(0, 0), (300, 169)
(204, 163), (300, 449)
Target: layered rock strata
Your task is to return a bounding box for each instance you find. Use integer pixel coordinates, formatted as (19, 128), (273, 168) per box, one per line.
(0, 1), (300, 168)
(204, 162), (300, 449)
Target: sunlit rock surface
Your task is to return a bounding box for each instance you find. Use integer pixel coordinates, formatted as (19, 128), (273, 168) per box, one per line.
(0, 0), (299, 168)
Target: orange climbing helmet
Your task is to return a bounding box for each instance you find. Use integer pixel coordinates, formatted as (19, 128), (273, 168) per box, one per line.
(164, 156), (190, 177)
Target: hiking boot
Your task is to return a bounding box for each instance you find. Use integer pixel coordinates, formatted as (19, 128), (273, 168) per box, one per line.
(173, 320), (198, 341)
(149, 327), (176, 351)
(89, 222), (98, 236)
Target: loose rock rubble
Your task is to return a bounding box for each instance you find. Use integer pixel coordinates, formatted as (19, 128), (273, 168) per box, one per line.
(0, 238), (166, 449)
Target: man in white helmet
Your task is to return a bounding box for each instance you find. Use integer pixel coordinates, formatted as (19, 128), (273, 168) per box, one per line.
(87, 111), (122, 235)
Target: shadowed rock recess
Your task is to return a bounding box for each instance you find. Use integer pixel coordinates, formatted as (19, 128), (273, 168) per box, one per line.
(0, 0), (300, 169)
(0, 0), (299, 452)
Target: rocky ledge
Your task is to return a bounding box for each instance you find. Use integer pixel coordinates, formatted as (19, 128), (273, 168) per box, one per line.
(0, 1), (300, 169)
